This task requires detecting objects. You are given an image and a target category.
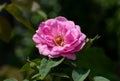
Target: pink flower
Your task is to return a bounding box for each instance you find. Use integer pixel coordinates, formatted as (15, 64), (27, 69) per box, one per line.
(32, 16), (86, 60)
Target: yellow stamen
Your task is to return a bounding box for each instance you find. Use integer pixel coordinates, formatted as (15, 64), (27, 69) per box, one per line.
(55, 35), (64, 46)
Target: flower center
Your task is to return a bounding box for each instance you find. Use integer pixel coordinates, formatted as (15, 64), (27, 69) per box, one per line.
(55, 35), (64, 46)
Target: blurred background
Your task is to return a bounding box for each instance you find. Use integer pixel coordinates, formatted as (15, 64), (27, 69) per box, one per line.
(0, 0), (120, 81)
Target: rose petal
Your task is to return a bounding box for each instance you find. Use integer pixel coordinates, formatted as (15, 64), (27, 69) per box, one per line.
(61, 53), (76, 60)
(55, 16), (67, 21)
(36, 44), (50, 56)
(32, 34), (41, 44)
(64, 30), (74, 44)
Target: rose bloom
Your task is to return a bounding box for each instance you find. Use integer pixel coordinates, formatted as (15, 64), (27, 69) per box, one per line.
(32, 16), (86, 60)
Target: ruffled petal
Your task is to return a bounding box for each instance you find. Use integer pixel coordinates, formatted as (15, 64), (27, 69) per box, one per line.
(55, 16), (67, 21)
(61, 53), (76, 60)
(36, 44), (50, 56)
(32, 34), (41, 44)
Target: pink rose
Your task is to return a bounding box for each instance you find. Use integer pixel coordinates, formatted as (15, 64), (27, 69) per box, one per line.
(32, 16), (86, 60)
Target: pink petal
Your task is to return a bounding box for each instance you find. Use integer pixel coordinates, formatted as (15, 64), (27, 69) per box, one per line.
(64, 21), (75, 29)
(55, 16), (67, 21)
(50, 21), (59, 36)
(64, 30), (74, 44)
(32, 34), (41, 44)
(42, 27), (52, 35)
(36, 44), (50, 56)
(61, 53), (76, 60)
(76, 25), (81, 32)
(45, 19), (55, 26)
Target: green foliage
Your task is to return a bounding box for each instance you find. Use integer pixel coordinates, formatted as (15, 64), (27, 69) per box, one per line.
(51, 73), (69, 78)
(93, 76), (110, 81)
(0, 3), (6, 12)
(83, 35), (100, 49)
(76, 47), (115, 80)
(20, 62), (31, 72)
(23, 79), (29, 81)
(4, 78), (18, 81)
(72, 68), (90, 81)
(11, 0), (34, 11)
(5, 4), (34, 32)
(39, 58), (64, 80)
(20, 58), (41, 72)
(11, 0), (47, 20)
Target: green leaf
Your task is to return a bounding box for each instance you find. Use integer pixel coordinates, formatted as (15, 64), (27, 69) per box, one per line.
(31, 1), (41, 12)
(72, 68), (90, 81)
(83, 35), (100, 50)
(51, 73), (69, 78)
(23, 79), (29, 81)
(0, 3), (6, 12)
(39, 58), (64, 80)
(94, 76), (110, 81)
(11, 0), (35, 11)
(4, 78), (18, 81)
(32, 73), (40, 79)
(37, 10), (47, 20)
(20, 62), (30, 72)
(5, 4), (34, 32)
(23, 79), (36, 81)
(76, 47), (115, 78)
(20, 58), (41, 72)
(0, 16), (12, 42)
